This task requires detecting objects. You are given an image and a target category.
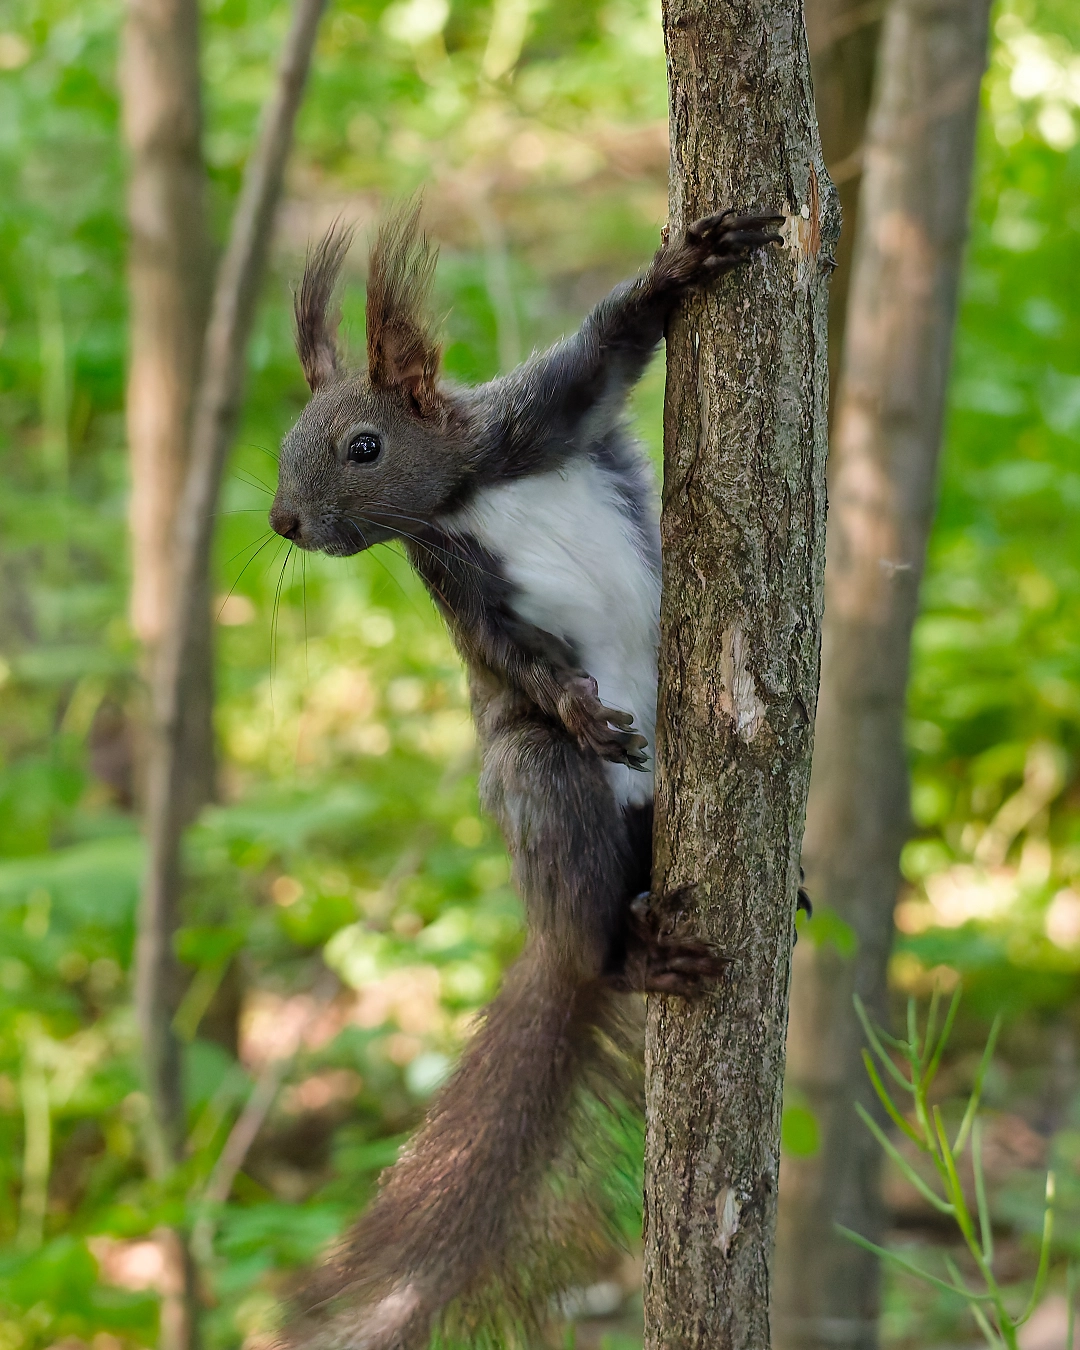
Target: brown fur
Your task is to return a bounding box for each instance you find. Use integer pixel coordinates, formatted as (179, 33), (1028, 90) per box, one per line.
(294, 221), (352, 391)
(293, 205), (446, 418)
(364, 202), (444, 419)
(287, 949), (641, 1350)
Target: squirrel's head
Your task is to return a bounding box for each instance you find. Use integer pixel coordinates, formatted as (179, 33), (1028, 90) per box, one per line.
(271, 206), (473, 555)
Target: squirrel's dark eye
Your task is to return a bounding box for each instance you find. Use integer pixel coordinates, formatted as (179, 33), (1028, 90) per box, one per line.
(347, 431), (382, 464)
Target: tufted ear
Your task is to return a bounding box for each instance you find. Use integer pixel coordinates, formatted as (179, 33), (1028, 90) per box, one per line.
(366, 202), (443, 417)
(294, 222), (353, 391)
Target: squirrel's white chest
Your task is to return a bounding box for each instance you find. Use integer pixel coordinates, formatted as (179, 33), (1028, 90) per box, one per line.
(448, 459), (660, 808)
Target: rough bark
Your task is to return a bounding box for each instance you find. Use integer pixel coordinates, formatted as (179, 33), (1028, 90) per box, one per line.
(803, 0), (884, 404)
(121, 0), (215, 815)
(133, 0), (325, 1339)
(772, 3), (991, 1348)
(642, 0), (837, 1344)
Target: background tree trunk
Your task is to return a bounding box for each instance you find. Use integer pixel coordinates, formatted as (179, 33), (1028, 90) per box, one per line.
(120, 8), (213, 1346)
(121, 0), (215, 817)
(136, 0), (325, 1186)
(771, 0), (882, 1340)
(803, 0), (884, 403)
(772, 3), (991, 1347)
(642, 0), (836, 1343)
(128, 1), (326, 1344)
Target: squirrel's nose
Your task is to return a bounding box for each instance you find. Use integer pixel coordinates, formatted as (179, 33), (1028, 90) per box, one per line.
(270, 504), (302, 541)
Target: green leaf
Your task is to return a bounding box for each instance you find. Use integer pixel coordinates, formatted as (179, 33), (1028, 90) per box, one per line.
(1017, 1172), (1055, 1327)
(854, 1103), (954, 1214)
(925, 986), (962, 1087)
(955, 1012), (1003, 1155)
(861, 1050), (925, 1148)
(970, 1304), (1006, 1350)
(781, 1104), (820, 1158)
(835, 1226), (993, 1302)
(973, 1119), (994, 1266)
(932, 1105), (979, 1247)
(174, 923), (246, 967)
(803, 905), (857, 958)
(853, 995), (914, 1092)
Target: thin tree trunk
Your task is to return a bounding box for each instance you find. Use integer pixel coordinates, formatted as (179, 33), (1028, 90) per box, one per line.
(803, 0), (884, 404)
(771, 0), (882, 1339)
(121, 0), (215, 816)
(772, 3), (990, 1348)
(643, 0), (836, 1343)
(138, 0), (325, 1164)
(120, 9), (214, 1345)
(134, 0), (326, 1340)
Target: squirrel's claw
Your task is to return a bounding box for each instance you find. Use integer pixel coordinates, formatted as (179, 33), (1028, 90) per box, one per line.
(607, 894), (729, 997)
(681, 210), (784, 277)
(558, 673), (649, 769)
(687, 209), (784, 245)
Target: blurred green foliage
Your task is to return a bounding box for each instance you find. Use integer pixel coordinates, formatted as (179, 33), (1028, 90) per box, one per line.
(896, 0), (1080, 1022)
(0, 0), (665, 1343)
(0, 0), (1079, 1345)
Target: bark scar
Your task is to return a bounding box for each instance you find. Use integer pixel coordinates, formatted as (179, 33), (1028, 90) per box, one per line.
(780, 163), (822, 284)
(719, 623), (766, 742)
(713, 1186), (742, 1258)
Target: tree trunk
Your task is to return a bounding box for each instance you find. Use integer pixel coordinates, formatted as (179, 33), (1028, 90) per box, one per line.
(771, 0), (882, 1339)
(135, 0), (326, 1240)
(121, 0), (216, 817)
(120, 9), (214, 1346)
(642, 0), (836, 1343)
(803, 0), (884, 404)
(129, 3), (326, 1344)
(772, 3), (990, 1347)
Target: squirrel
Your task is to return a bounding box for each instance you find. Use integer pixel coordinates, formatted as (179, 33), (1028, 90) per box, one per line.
(269, 202), (784, 1350)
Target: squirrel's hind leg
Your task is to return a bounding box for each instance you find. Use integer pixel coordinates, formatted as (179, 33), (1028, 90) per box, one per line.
(479, 706), (638, 977)
(480, 713), (727, 997)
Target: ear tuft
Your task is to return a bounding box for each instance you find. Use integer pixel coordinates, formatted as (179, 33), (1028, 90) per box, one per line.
(295, 222), (353, 391)
(366, 201), (443, 417)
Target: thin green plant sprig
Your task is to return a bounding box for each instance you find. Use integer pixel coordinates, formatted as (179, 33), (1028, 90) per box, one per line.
(839, 989), (1061, 1350)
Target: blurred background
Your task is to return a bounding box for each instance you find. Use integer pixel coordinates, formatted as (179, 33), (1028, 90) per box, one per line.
(1, 0), (1079, 1345)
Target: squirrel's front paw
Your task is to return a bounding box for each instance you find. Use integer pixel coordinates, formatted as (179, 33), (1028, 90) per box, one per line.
(683, 209), (784, 274)
(558, 674), (648, 770)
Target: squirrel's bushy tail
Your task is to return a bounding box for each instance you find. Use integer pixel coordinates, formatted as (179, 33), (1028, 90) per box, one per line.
(285, 944), (636, 1350)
